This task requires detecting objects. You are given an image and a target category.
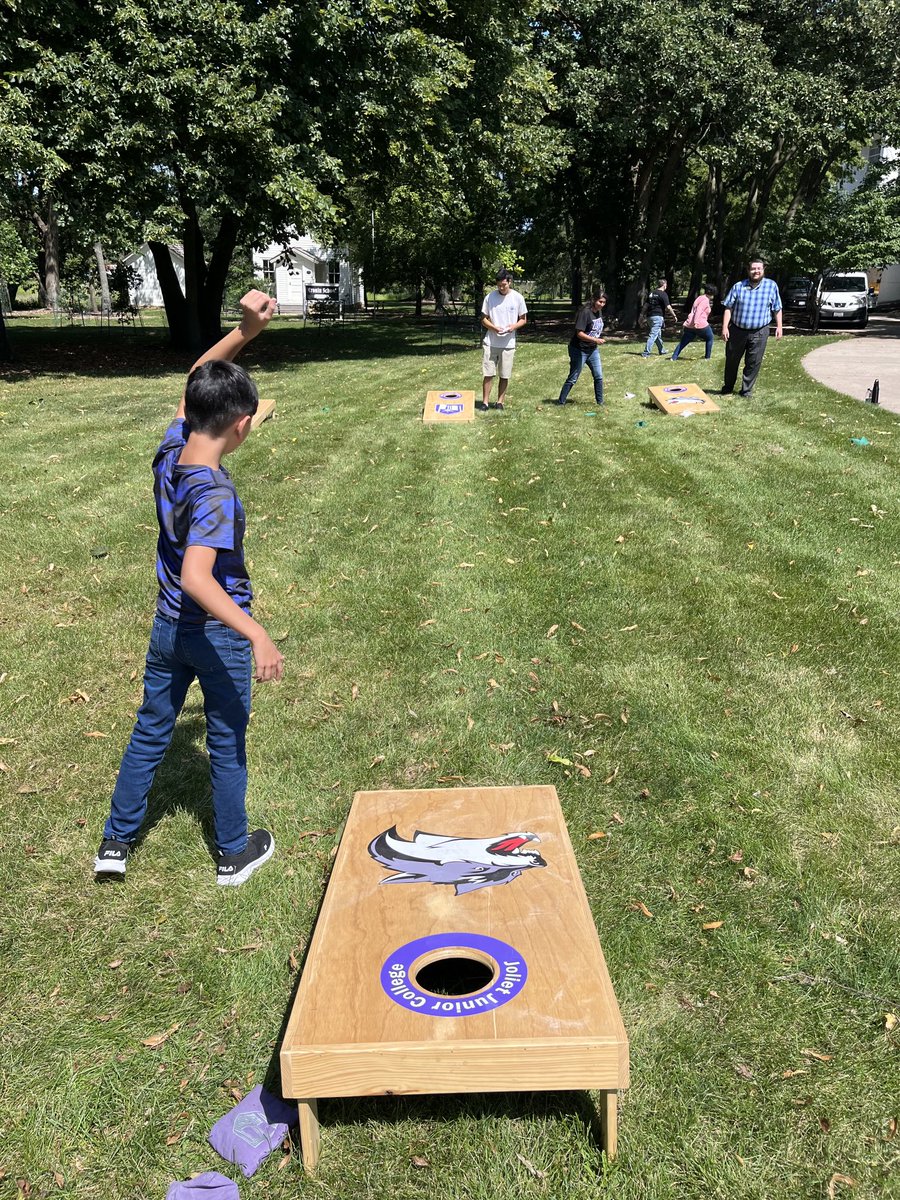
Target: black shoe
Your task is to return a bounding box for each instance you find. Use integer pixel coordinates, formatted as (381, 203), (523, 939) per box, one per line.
(94, 838), (129, 877)
(719, 388), (733, 395)
(216, 829), (275, 887)
(476, 400), (489, 412)
(495, 401), (504, 411)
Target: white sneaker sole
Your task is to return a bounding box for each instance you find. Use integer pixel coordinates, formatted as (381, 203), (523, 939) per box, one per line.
(94, 858), (126, 876)
(216, 836), (275, 887)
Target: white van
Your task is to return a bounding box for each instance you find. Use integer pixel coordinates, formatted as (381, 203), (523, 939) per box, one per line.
(815, 271), (871, 327)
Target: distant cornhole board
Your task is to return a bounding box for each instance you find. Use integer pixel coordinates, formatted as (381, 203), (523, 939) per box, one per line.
(423, 389), (476, 423)
(648, 383), (719, 415)
(251, 397), (276, 429)
(281, 785), (629, 1172)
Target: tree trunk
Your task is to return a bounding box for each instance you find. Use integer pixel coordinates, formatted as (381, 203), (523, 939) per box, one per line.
(415, 280), (423, 317)
(32, 197), (60, 311)
(148, 240), (191, 349)
(0, 305), (11, 361)
(621, 138), (684, 326)
(712, 163), (726, 298)
(200, 212), (240, 346)
(181, 203), (206, 351)
(94, 242), (111, 314)
(686, 163), (716, 306)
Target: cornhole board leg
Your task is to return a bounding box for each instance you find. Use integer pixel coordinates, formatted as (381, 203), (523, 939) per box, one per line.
(600, 1089), (618, 1159)
(298, 1098), (320, 1172)
(250, 397), (276, 429)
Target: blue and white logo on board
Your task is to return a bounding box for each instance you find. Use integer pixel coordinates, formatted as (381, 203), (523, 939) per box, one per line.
(436, 402), (464, 415)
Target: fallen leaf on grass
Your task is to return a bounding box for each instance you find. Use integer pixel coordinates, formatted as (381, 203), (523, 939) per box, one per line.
(734, 1064), (753, 1080)
(546, 624), (559, 638)
(487, 678), (501, 690)
(884, 1117), (897, 1141)
(277, 1152), (292, 1170)
(801, 1048), (833, 1062)
(215, 943), (262, 954)
(141, 1023), (180, 1049)
(703, 921), (724, 930)
(630, 901), (654, 919)
(619, 624), (638, 632)
(84, 731), (108, 739)
(165, 1133), (181, 1146)
(819, 1116), (831, 1134)
(351, 684), (360, 701)
(410, 1155), (430, 1168)
(610, 811), (624, 824)
(782, 1069), (807, 1078)
(547, 752), (572, 767)
(369, 755), (385, 768)
(884, 1012), (898, 1032)
(827, 1174), (857, 1198)
(571, 620), (586, 632)
(516, 1155), (548, 1180)
(107, 959), (124, 970)
(587, 831), (607, 840)
(602, 766), (619, 785)
(54, 1173), (64, 1188)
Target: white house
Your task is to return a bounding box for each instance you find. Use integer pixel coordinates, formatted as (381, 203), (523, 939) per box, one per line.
(124, 243), (186, 307)
(252, 235), (362, 313)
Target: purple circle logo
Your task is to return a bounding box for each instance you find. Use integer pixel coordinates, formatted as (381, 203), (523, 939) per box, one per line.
(663, 385), (688, 393)
(381, 932), (527, 1016)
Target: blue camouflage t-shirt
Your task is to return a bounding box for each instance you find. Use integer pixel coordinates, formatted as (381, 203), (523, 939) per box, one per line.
(153, 419), (253, 624)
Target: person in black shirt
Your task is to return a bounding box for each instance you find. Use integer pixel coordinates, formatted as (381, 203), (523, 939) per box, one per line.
(557, 291), (607, 405)
(641, 278), (677, 357)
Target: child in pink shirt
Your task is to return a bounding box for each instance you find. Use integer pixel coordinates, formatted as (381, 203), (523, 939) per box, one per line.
(671, 284), (715, 361)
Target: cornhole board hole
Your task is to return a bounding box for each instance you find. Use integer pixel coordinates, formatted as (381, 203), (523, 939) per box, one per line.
(648, 383), (719, 415)
(280, 785), (629, 1172)
(423, 389), (476, 423)
(250, 397), (276, 429)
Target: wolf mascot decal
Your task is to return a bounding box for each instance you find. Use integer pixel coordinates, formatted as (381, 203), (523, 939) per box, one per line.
(368, 827), (546, 895)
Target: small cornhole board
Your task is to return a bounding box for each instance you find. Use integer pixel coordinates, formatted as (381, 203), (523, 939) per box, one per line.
(280, 786), (629, 1171)
(648, 383), (719, 415)
(423, 389), (476, 423)
(251, 397), (276, 429)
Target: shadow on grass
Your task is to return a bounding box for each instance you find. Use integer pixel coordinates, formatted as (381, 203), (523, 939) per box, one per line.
(1, 320), (485, 384)
(135, 712), (218, 855)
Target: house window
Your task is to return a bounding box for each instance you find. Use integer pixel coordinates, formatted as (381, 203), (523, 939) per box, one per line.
(328, 259), (341, 285)
(262, 259), (277, 284)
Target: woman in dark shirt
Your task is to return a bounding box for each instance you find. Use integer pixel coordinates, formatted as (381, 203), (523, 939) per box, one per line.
(557, 291), (607, 406)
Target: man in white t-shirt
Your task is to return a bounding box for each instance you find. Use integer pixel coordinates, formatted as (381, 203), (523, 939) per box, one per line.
(479, 268), (528, 411)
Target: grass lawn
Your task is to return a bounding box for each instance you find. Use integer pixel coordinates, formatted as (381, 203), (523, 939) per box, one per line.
(1, 318), (898, 1199)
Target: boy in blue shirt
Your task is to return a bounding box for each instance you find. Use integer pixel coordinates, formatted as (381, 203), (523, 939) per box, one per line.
(95, 290), (284, 886)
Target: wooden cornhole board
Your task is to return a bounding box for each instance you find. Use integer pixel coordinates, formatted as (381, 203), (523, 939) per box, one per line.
(250, 397), (276, 429)
(423, 389), (476, 423)
(648, 383), (719, 415)
(280, 785), (629, 1171)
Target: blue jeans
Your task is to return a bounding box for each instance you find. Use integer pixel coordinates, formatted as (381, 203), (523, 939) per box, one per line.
(558, 345), (604, 404)
(643, 315), (665, 355)
(671, 325), (714, 360)
(104, 614), (252, 854)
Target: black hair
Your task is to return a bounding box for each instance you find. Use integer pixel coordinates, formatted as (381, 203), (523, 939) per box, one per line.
(495, 268), (512, 282)
(590, 289), (608, 302)
(184, 360), (259, 435)
(704, 283), (715, 295)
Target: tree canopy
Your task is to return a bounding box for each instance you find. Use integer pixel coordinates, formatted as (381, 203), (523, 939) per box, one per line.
(3, 0), (899, 349)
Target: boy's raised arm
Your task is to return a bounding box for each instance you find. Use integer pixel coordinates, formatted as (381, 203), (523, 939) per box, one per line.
(176, 289), (277, 419)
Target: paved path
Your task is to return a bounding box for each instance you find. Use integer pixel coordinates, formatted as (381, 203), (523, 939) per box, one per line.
(802, 313), (900, 412)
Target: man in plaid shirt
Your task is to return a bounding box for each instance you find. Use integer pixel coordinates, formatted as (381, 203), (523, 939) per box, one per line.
(721, 258), (783, 397)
